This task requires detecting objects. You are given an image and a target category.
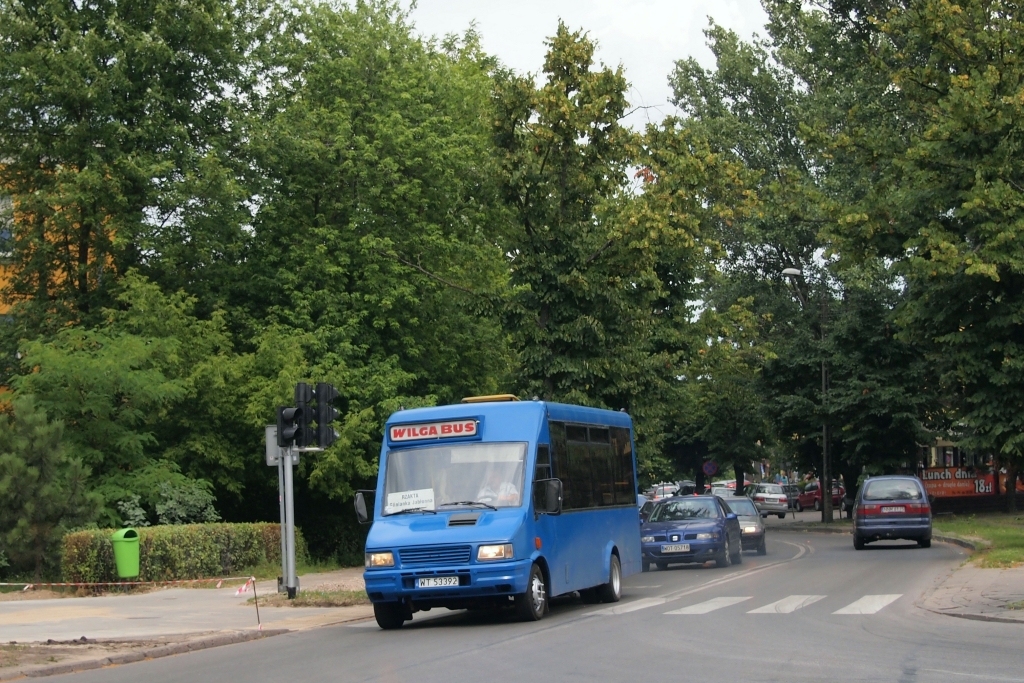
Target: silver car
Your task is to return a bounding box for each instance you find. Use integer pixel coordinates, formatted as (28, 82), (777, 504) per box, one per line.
(722, 496), (767, 555)
(747, 483), (789, 518)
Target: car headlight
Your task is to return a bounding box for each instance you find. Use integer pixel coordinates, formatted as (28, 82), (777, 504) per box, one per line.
(477, 544), (514, 561)
(743, 525), (759, 534)
(641, 536), (655, 543)
(365, 551), (394, 568)
(695, 532), (718, 540)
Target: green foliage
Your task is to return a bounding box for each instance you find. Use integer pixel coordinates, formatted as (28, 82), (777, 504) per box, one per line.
(762, 0), (1024, 501)
(116, 495), (151, 528)
(61, 523), (306, 583)
(0, 0), (265, 336)
(0, 395), (101, 580)
(235, 0), (511, 499)
(155, 481), (220, 525)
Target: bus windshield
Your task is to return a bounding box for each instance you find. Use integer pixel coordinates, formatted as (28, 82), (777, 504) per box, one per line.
(383, 442), (526, 514)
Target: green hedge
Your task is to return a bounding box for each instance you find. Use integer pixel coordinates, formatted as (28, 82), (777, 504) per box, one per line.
(61, 523), (307, 583)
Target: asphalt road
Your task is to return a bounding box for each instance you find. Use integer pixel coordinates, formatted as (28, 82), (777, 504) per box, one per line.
(56, 534), (1024, 683)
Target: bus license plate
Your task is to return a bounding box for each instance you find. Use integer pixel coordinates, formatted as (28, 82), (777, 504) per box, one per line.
(662, 543), (690, 553)
(417, 576), (459, 588)
(881, 506), (905, 513)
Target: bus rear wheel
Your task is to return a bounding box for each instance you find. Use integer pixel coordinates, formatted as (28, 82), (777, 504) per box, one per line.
(514, 563), (547, 621)
(596, 554), (622, 603)
(373, 602), (406, 630)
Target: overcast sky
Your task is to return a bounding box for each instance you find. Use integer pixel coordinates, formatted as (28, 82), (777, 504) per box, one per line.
(407, 0), (769, 128)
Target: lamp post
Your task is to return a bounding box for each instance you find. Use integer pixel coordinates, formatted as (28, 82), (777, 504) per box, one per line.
(782, 267), (833, 523)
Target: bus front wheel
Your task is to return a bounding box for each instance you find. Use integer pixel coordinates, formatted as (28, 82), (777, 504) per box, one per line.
(373, 602), (407, 630)
(514, 563), (547, 621)
(596, 554), (622, 603)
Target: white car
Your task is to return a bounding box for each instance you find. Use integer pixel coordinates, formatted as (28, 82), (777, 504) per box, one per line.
(747, 483), (789, 518)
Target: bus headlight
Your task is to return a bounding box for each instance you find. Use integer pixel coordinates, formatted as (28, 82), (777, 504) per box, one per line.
(365, 551), (395, 568)
(477, 544), (514, 561)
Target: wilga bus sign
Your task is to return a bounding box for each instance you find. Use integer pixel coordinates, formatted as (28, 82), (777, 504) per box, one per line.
(389, 419), (477, 442)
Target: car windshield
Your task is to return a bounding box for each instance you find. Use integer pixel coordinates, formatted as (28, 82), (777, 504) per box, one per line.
(383, 442), (526, 514)
(725, 498), (758, 516)
(863, 480), (923, 501)
(760, 485), (784, 494)
(650, 499), (719, 521)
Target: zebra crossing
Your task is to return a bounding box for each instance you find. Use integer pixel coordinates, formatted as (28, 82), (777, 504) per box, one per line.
(589, 593), (903, 617)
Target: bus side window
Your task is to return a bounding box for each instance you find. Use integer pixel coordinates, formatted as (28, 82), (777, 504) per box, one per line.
(535, 444), (551, 481)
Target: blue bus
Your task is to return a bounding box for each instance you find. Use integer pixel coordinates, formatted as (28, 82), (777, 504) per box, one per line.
(355, 395), (641, 629)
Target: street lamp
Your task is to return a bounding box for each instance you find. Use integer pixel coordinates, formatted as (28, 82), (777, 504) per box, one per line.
(782, 267), (834, 523)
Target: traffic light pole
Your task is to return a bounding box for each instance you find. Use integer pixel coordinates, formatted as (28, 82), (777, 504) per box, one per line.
(283, 446), (298, 599)
(274, 381), (339, 599)
(277, 457), (287, 592)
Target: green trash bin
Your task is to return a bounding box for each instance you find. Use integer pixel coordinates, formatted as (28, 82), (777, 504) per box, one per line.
(111, 528), (140, 579)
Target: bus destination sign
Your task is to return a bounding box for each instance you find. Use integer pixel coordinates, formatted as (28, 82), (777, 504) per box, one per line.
(389, 419), (478, 442)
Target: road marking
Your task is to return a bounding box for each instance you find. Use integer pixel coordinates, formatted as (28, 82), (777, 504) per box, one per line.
(921, 669), (1024, 682)
(748, 595), (826, 613)
(584, 539), (809, 618)
(664, 596), (751, 614)
(833, 594), (902, 614)
(587, 597), (667, 615)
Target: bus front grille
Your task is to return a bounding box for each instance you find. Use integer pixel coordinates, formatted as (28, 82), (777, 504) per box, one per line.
(398, 545), (472, 567)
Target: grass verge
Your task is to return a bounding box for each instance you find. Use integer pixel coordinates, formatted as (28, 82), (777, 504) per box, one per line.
(248, 589), (369, 608)
(933, 513), (1024, 567)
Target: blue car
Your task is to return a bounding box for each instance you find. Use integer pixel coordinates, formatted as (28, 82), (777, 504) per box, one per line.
(852, 475), (932, 549)
(640, 495), (743, 571)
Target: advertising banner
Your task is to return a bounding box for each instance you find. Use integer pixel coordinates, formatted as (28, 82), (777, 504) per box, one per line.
(921, 468), (994, 497)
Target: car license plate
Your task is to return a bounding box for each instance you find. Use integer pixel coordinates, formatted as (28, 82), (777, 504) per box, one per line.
(416, 576), (459, 588)
(881, 506), (906, 513)
(662, 543), (690, 553)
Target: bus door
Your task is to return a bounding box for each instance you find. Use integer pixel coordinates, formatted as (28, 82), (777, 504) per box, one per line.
(531, 442), (563, 593)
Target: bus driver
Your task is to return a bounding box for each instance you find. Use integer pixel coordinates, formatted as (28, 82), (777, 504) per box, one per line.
(477, 469), (520, 506)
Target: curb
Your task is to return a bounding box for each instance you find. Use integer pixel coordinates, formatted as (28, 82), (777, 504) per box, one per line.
(920, 608), (1024, 625)
(931, 534), (979, 551)
(0, 629), (290, 681)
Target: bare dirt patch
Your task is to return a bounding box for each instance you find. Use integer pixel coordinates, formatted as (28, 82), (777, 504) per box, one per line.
(0, 636), (181, 673)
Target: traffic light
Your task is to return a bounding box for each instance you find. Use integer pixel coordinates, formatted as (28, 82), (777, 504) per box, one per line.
(276, 406), (302, 447)
(294, 382), (315, 448)
(315, 382), (340, 448)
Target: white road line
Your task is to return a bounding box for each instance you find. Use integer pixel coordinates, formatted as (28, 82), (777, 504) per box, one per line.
(582, 539), (810, 618)
(664, 596), (751, 614)
(921, 669), (1024, 682)
(587, 597), (667, 616)
(833, 594), (902, 614)
(747, 595), (826, 614)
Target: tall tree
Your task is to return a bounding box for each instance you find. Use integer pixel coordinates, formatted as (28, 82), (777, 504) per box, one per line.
(772, 0), (1024, 507)
(0, 0), (264, 341)
(0, 395), (100, 579)
(238, 0), (511, 502)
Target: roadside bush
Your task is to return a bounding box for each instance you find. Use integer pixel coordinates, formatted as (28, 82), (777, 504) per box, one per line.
(61, 523), (306, 583)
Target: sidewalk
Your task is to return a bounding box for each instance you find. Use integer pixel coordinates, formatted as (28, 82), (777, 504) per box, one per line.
(0, 567), (373, 679)
(918, 563), (1024, 624)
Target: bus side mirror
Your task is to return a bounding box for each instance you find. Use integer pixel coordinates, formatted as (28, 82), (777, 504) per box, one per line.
(534, 478), (562, 515)
(355, 490), (375, 524)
